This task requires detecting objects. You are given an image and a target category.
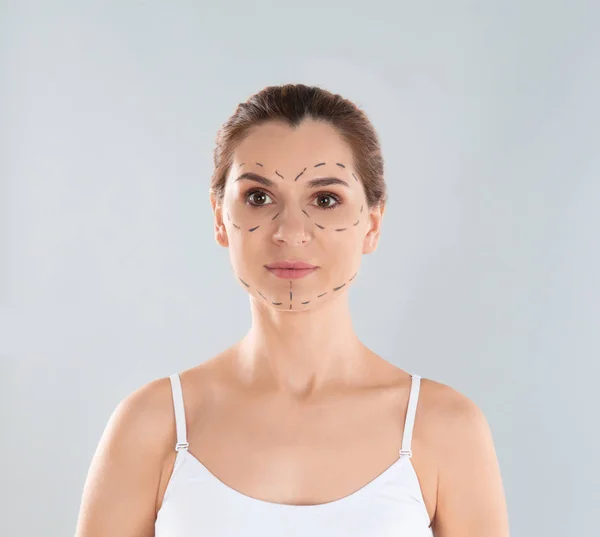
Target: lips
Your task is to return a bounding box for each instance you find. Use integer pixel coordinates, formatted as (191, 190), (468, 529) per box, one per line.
(265, 260), (318, 270)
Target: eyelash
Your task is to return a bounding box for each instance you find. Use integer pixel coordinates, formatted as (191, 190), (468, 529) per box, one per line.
(244, 188), (342, 210)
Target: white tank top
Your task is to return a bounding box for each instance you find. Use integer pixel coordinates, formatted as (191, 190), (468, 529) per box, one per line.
(155, 372), (433, 536)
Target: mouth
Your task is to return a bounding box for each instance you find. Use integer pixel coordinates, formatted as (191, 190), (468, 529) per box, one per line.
(266, 267), (319, 279)
(265, 260), (319, 280)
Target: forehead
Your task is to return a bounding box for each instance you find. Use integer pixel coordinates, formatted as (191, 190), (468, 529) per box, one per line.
(232, 119), (354, 169)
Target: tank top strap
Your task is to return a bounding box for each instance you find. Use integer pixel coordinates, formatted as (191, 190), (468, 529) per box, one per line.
(399, 373), (422, 459)
(168, 373), (189, 452)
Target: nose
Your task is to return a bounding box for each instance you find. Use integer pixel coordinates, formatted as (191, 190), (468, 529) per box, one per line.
(272, 205), (312, 247)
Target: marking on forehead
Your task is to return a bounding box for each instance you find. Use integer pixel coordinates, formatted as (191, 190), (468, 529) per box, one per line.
(294, 167), (307, 181)
(317, 292), (328, 298)
(275, 171), (284, 179)
(301, 300), (310, 304)
(335, 228), (347, 232)
(353, 219), (360, 226)
(272, 301), (283, 305)
(249, 225), (260, 232)
(336, 163), (345, 168)
(256, 162), (264, 167)
(232, 223), (240, 229)
(314, 162), (326, 168)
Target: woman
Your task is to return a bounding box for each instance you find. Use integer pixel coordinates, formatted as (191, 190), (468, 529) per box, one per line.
(75, 84), (510, 536)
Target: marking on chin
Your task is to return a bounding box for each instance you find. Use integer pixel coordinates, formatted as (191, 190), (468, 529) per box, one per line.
(238, 277), (250, 287)
(333, 283), (346, 291)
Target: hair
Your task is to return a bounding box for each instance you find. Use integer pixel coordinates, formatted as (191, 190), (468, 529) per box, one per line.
(210, 83), (387, 209)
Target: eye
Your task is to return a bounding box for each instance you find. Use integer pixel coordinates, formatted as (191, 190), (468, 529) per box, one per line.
(311, 192), (342, 210)
(245, 189), (273, 207)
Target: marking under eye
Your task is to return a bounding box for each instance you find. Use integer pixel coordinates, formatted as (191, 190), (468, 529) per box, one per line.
(302, 209), (310, 218)
(272, 212), (280, 220)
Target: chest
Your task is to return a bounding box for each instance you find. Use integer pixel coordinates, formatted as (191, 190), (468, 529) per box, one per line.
(182, 389), (437, 520)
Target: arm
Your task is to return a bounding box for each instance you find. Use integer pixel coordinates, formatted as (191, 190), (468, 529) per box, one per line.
(431, 392), (510, 537)
(74, 378), (172, 537)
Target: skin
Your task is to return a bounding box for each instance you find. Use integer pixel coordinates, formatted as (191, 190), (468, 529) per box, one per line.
(74, 118), (510, 537)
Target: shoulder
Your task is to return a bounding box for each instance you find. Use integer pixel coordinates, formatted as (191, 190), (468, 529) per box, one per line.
(417, 376), (490, 445)
(418, 377), (509, 535)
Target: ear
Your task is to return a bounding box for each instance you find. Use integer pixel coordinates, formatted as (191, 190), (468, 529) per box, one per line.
(210, 192), (229, 248)
(362, 201), (385, 254)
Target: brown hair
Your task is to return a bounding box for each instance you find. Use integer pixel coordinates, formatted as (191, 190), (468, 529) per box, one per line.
(210, 84), (387, 209)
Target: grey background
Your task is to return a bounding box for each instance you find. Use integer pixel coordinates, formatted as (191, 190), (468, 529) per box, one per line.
(1, 1), (599, 536)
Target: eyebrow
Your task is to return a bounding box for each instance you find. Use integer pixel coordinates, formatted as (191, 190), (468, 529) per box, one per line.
(234, 172), (350, 189)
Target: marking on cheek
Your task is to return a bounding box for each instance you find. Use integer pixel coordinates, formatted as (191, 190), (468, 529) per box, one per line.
(353, 219), (360, 226)
(301, 301), (310, 304)
(302, 209), (310, 218)
(239, 277), (250, 287)
(334, 228), (347, 232)
(239, 163), (246, 168)
(227, 212), (231, 221)
(272, 212), (280, 220)
(275, 171), (284, 179)
(232, 223), (241, 229)
(314, 223), (325, 230)
(336, 163), (346, 168)
(249, 225), (260, 232)
(294, 167), (307, 181)
(314, 162), (326, 168)
(352, 173), (358, 182)
(360, 204), (363, 213)
(333, 283), (346, 291)
(317, 292), (328, 298)
(256, 162), (264, 167)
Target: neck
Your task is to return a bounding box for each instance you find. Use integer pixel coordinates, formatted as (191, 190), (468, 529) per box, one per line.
(232, 292), (374, 401)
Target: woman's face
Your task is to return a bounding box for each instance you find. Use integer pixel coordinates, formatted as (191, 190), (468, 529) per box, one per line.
(212, 118), (384, 311)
